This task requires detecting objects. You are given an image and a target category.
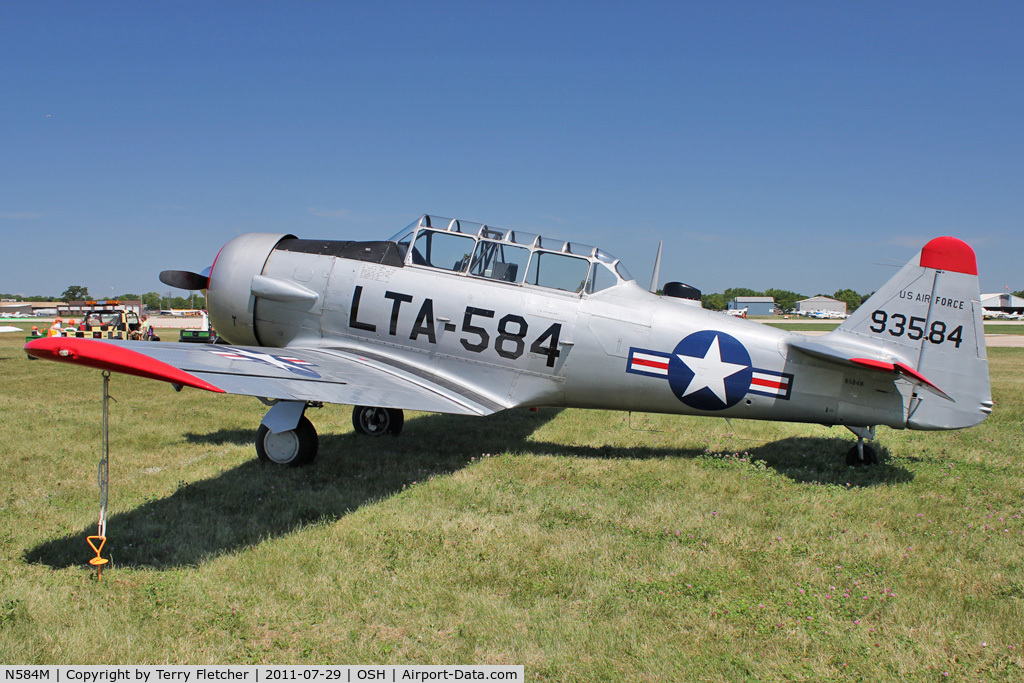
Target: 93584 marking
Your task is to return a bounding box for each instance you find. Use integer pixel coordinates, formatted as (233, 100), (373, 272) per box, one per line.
(868, 310), (963, 348)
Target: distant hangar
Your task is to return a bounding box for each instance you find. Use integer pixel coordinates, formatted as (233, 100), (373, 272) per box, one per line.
(795, 296), (846, 316)
(728, 296), (776, 316)
(981, 292), (1024, 315)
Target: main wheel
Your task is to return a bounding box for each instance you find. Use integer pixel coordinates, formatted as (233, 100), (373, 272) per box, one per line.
(846, 443), (878, 467)
(351, 406), (404, 436)
(256, 415), (319, 466)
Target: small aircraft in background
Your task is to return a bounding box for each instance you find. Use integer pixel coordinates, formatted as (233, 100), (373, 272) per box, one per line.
(26, 214), (992, 467)
(982, 310), (1022, 320)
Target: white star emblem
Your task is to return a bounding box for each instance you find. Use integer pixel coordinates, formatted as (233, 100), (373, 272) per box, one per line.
(211, 348), (318, 376)
(676, 335), (749, 405)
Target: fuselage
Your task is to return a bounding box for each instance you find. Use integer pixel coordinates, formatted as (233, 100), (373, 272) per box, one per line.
(204, 216), (911, 430)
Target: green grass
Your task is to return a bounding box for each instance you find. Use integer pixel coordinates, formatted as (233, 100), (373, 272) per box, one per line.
(765, 321), (1024, 335)
(1, 334), (1022, 680)
(985, 324), (1024, 335)
(765, 322), (842, 332)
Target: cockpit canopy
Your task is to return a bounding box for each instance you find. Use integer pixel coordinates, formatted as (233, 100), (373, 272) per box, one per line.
(388, 215), (635, 294)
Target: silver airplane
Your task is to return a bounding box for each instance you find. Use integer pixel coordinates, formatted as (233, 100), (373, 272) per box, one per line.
(25, 214), (992, 467)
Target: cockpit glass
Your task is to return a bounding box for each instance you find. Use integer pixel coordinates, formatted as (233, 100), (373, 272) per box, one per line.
(479, 226), (505, 240)
(394, 232), (413, 260)
(585, 262), (619, 294)
(411, 230), (476, 272)
(393, 215), (635, 291)
(537, 236), (566, 252)
(388, 222), (420, 242)
(525, 252), (591, 293)
(507, 230), (539, 247)
(468, 241), (529, 282)
(567, 242), (596, 257)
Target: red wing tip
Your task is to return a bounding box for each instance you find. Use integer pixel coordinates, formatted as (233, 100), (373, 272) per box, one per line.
(24, 337), (224, 393)
(920, 236), (977, 275)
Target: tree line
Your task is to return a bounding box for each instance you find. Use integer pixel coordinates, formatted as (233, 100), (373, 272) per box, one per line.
(1, 287), (206, 311)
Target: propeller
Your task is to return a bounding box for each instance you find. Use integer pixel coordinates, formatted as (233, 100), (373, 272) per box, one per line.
(159, 266), (211, 291)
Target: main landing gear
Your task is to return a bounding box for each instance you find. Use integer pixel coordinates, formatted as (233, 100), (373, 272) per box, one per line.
(845, 426), (878, 467)
(351, 405), (404, 436)
(254, 401), (406, 467)
(256, 415), (319, 467)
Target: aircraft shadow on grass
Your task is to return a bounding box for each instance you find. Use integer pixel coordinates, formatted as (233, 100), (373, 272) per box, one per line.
(24, 409), (911, 570)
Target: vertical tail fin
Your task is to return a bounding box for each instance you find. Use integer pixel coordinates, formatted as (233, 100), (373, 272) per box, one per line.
(830, 237), (992, 429)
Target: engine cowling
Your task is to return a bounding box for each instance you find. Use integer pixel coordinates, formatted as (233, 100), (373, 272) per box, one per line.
(207, 233), (293, 345)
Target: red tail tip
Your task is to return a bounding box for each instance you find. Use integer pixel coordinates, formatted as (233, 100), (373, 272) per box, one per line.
(920, 236), (977, 276)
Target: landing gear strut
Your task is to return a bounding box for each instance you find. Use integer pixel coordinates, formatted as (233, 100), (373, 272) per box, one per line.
(352, 406), (404, 436)
(845, 426), (878, 467)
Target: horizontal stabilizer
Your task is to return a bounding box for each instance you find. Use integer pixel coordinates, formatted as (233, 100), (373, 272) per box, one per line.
(787, 337), (951, 401)
(849, 358), (951, 401)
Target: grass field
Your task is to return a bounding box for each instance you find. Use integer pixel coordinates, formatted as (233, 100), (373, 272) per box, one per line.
(1, 331), (1022, 680)
(764, 321), (1024, 335)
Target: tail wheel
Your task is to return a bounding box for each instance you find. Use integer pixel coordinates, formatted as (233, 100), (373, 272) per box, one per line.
(352, 406), (404, 436)
(256, 415), (318, 466)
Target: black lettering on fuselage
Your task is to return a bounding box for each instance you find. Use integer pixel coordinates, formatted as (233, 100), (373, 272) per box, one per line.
(346, 286), (561, 368)
(349, 285), (377, 332)
(384, 291), (414, 335)
(410, 299), (436, 343)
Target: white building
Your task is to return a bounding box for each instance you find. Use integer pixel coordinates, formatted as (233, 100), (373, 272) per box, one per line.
(794, 296), (846, 316)
(980, 293), (1024, 314)
(728, 296), (776, 315)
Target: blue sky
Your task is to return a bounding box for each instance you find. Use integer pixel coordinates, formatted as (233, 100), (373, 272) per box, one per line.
(2, 2), (1021, 299)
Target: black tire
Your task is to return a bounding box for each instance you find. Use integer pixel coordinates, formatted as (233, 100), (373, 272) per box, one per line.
(351, 406), (404, 436)
(256, 415), (318, 466)
(846, 443), (878, 467)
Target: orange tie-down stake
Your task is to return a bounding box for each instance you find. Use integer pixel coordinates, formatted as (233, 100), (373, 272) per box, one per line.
(87, 535), (109, 578)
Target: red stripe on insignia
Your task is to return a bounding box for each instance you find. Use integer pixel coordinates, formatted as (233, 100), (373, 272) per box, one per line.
(24, 338), (224, 393)
(633, 358), (669, 369)
(751, 377), (786, 390)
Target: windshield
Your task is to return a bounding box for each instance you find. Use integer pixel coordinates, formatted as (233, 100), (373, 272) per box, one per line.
(86, 312), (122, 327)
(393, 214), (637, 292)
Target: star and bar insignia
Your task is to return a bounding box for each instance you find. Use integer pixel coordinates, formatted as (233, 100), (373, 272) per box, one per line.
(627, 330), (792, 410)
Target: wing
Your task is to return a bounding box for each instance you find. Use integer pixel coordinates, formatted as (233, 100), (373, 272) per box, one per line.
(24, 337), (505, 417)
